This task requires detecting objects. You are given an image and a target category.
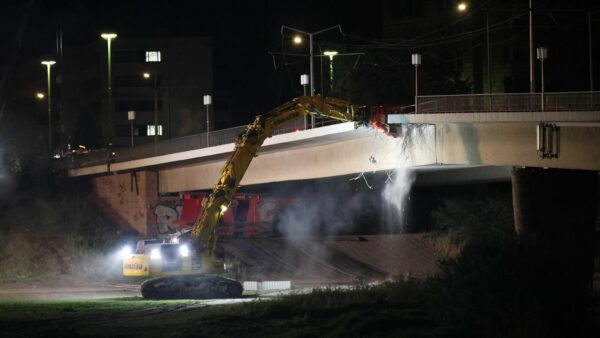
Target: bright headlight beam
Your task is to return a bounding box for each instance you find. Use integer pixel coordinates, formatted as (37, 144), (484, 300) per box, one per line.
(179, 245), (190, 257)
(150, 248), (161, 260)
(119, 245), (132, 258)
(220, 204), (228, 215)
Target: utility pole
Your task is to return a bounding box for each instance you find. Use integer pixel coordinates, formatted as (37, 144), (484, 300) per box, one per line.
(41, 60), (56, 157)
(589, 11), (594, 94)
(537, 47), (547, 111)
(153, 74), (158, 145)
(128, 110), (135, 147)
(300, 74), (309, 129)
(101, 33), (117, 145)
(412, 53), (421, 113)
(529, 0), (535, 93)
(203, 95), (212, 147)
(281, 25), (343, 127)
(486, 12), (491, 94)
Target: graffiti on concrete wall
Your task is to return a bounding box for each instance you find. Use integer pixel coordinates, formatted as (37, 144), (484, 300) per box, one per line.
(154, 204), (179, 234)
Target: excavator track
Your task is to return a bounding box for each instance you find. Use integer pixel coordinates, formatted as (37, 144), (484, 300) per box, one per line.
(141, 275), (243, 299)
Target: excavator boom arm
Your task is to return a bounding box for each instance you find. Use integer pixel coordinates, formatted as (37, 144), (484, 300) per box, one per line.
(191, 96), (359, 253)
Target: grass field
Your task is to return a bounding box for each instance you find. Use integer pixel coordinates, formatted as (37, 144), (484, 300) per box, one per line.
(0, 281), (435, 338)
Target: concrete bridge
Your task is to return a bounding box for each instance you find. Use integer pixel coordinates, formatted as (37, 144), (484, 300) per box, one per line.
(68, 91), (600, 191)
(65, 91), (599, 236)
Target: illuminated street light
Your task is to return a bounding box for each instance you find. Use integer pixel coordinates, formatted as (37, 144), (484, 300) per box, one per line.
(127, 110), (136, 147)
(101, 32), (117, 144)
(537, 47), (548, 111)
(142, 72), (159, 145)
(41, 60), (56, 157)
(282, 25), (343, 128)
(300, 74), (309, 96)
(36, 92), (45, 99)
(323, 50), (338, 90)
(411, 53), (421, 113)
(457, 2), (468, 11)
(300, 74), (309, 129)
(323, 51), (338, 58)
(203, 95), (212, 147)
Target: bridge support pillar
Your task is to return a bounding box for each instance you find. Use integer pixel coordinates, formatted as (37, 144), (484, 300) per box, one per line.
(92, 171), (159, 237)
(512, 167), (597, 337)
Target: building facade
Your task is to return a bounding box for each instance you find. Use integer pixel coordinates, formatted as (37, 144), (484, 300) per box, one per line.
(62, 37), (212, 149)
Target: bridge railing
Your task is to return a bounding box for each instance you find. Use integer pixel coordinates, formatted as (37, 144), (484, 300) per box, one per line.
(67, 116), (332, 168)
(417, 91), (600, 113)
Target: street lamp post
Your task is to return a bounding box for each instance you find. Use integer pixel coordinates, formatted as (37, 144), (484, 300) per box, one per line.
(143, 72), (159, 145)
(41, 60), (56, 157)
(536, 47), (548, 111)
(589, 11), (594, 97)
(101, 33), (117, 144)
(127, 110), (135, 147)
(203, 95), (212, 147)
(323, 50), (338, 90)
(458, 4), (491, 94)
(300, 74), (309, 96)
(300, 74), (309, 130)
(281, 25), (343, 128)
(529, 0), (534, 93)
(486, 12), (491, 94)
(411, 53), (421, 113)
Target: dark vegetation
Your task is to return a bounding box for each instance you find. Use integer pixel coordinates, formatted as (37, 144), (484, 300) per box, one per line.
(0, 175), (124, 283)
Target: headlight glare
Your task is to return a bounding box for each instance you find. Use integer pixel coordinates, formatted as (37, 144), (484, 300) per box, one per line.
(120, 245), (132, 258)
(179, 245), (190, 257)
(150, 248), (161, 260)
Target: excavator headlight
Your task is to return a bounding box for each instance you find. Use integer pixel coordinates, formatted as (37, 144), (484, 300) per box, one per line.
(170, 237), (179, 244)
(179, 245), (190, 257)
(119, 245), (132, 259)
(150, 248), (161, 260)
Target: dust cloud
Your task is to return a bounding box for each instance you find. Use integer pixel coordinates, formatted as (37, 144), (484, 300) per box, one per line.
(0, 146), (16, 202)
(244, 125), (429, 282)
(380, 124), (428, 233)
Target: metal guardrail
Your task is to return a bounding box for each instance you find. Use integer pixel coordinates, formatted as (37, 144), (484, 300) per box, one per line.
(67, 116), (339, 169)
(417, 91), (600, 113)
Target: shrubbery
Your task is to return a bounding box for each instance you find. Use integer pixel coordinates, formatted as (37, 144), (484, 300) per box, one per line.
(0, 181), (123, 283)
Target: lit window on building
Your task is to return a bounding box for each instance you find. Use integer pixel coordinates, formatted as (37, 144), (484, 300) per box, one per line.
(145, 51), (161, 62)
(147, 125), (163, 136)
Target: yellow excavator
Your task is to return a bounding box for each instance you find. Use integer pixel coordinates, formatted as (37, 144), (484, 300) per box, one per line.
(191, 95), (362, 254)
(139, 96), (364, 299)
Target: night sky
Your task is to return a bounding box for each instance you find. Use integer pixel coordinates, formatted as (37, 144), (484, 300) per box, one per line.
(0, 0), (383, 127)
(1, 0), (599, 146)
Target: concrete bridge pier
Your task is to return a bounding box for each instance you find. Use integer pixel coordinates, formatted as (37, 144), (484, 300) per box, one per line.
(511, 167), (597, 337)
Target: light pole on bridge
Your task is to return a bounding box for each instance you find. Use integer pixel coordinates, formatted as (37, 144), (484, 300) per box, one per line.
(281, 25), (343, 128)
